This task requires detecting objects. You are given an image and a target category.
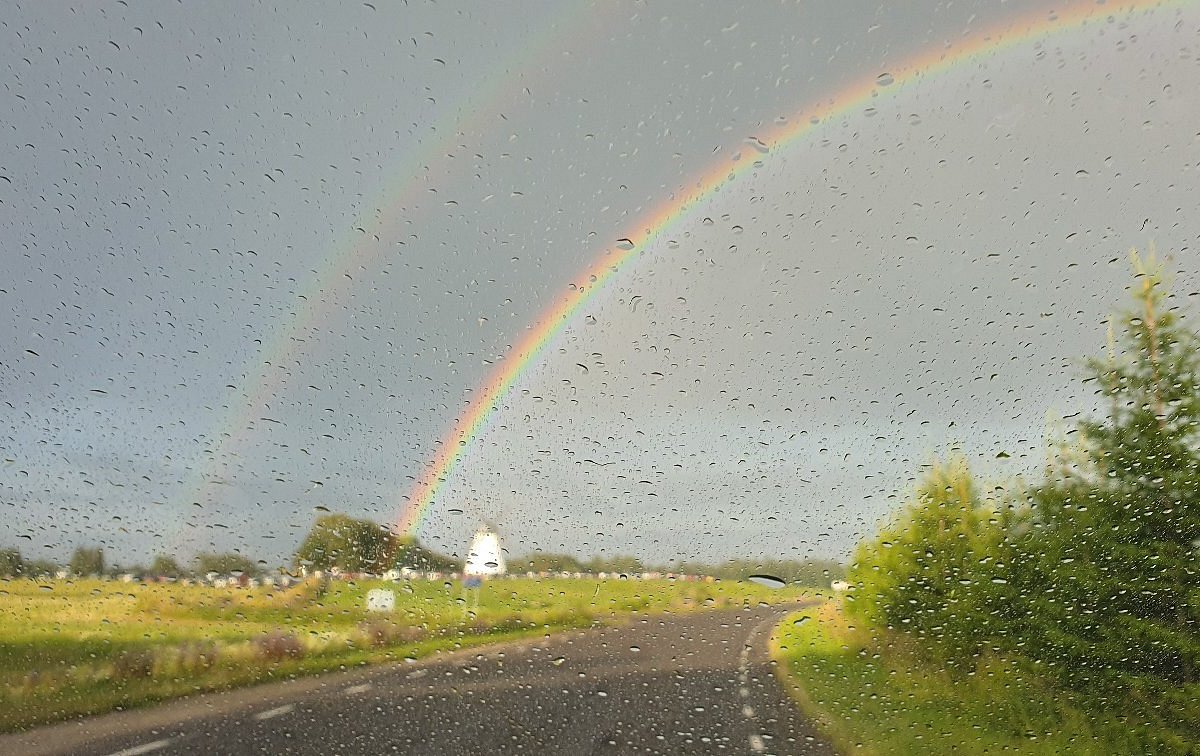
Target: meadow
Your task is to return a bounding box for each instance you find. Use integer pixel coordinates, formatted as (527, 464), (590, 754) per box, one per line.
(0, 575), (809, 732)
(771, 601), (1171, 755)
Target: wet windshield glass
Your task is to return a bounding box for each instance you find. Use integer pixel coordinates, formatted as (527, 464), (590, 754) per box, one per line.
(1, 2), (1197, 754)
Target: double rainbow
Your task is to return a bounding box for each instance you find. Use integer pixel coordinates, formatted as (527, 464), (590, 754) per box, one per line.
(396, 0), (1186, 535)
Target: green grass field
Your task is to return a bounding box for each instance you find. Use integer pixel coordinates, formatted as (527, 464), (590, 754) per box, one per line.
(770, 601), (1185, 755)
(0, 575), (810, 733)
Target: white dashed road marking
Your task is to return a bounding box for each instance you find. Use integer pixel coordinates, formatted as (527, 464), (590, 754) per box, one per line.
(739, 615), (784, 755)
(105, 739), (171, 756)
(253, 704), (295, 721)
(344, 683), (372, 694)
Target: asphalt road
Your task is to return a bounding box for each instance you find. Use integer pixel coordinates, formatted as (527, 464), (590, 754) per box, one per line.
(3, 604), (834, 756)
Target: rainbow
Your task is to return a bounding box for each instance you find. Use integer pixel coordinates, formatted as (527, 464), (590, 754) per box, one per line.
(396, 0), (1188, 535)
(167, 1), (603, 538)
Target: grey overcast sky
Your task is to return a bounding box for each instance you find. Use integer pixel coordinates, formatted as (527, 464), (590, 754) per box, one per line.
(2, 1), (1199, 568)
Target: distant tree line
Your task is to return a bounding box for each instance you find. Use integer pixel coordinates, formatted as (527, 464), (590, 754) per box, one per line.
(512, 551), (844, 586)
(846, 256), (1198, 750)
(0, 547), (57, 578)
(2, 516), (843, 589)
(0, 545), (267, 579)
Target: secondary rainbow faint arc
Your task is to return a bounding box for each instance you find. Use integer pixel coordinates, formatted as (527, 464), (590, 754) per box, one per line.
(166, 1), (601, 533)
(396, 0), (1187, 535)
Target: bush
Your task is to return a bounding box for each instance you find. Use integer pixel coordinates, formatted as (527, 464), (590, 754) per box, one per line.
(846, 457), (1017, 662)
(178, 641), (219, 672)
(358, 619), (425, 648)
(254, 631), (305, 662)
(112, 649), (156, 680)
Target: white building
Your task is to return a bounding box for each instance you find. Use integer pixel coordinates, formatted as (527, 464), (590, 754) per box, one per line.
(463, 527), (506, 577)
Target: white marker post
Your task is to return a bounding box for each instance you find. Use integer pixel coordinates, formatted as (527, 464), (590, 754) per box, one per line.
(366, 588), (395, 613)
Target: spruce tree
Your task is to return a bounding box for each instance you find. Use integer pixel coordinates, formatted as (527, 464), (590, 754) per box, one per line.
(1022, 251), (1199, 704)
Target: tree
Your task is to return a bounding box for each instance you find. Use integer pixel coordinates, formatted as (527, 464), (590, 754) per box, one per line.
(195, 552), (259, 576)
(391, 536), (457, 572)
(149, 554), (185, 579)
(0, 548), (24, 577)
(25, 559), (58, 578)
(516, 552), (585, 573)
(585, 555), (644, 575)
(704, 558), (846, 586)
(1016, 253), (1200, 697)
(69, 546), (105, 576)
(294, 513), (395, 573)
(846, 456), (1013, 661)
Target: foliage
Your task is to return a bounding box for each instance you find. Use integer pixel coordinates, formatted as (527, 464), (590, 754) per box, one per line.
(149, 554), (186, 579)
(773, 603), (1172, 755)
(585, 554), (644, 574)
(293, 513), (456, 573)
(1011, 255), (1200, 719)
(699, 558), (845, 586)
(294, 513), (396, 573)
(194, 551), (259, 576)
(515, 552), (585, 573)
(391, 535), (458, 572)
(24, 558), (58, 577)
(0, 548), (24, 578)
(514, 553), (844, 585)
(845, 253), (1200, 749)
(254, 631), (305, 662)
(847, 457), (1017, 661)
(68, 546), (105, 576)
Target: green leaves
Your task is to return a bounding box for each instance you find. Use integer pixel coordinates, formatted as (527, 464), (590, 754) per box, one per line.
(847, 456), (1015, 658)
(293, 514), (456, 573)
(1024, 253), (1200, 696)
(849, 252), (1200, 748)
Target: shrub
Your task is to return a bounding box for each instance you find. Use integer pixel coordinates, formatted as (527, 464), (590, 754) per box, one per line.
(358, 619), (425, 648)
(112, 649), (156, 680)
(178, 640), (219, 672)
(254, 631), (305, 662)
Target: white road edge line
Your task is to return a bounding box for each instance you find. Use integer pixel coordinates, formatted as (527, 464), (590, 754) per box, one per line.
(253, 704), (295, 721)
(344, 683), (373, 694)
(105, 739), (171, 756)
(740, 613), (786, 754)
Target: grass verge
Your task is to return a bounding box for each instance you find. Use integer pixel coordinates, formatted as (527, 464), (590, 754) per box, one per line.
(769, 600), (1177, 755)
(0, 576), (809, 732)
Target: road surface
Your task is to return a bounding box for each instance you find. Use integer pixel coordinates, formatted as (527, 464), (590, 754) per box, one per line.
(2, 604), (834, 755)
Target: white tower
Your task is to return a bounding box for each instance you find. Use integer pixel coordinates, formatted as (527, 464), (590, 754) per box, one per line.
(464, 526), (506, 577)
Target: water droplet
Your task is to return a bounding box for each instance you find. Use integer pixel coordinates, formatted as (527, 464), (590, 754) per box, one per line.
(876, 72), (894, 86)
(746, 137), (769, 154)
(616, 238), (635, 250)
(747, 574), (786, 589)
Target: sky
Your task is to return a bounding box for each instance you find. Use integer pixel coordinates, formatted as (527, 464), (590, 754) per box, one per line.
(2, 0), (1199, 569)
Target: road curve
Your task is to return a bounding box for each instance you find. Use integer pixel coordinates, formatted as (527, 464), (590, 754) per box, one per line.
(3, 604), (834, 756)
